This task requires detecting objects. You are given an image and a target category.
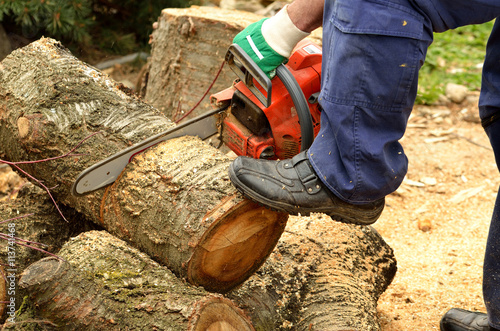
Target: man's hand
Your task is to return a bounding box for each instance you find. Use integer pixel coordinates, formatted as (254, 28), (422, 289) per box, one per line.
(232, 18), (287, 78)
(232, 5), (311, 78)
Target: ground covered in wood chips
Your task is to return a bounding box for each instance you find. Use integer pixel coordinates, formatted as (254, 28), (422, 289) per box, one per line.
(0, 62), (496, 330)
(374, 99), (497, 330)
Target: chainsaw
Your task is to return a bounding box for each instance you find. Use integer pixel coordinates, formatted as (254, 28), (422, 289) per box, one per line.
(71, 40), (322, 196)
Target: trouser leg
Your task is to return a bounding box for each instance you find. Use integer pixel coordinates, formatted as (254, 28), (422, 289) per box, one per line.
(308, 0), (433, 204)
(481, 19), (500, 329)
(484, 184), (500, 329)
(310, 0), (500, 204)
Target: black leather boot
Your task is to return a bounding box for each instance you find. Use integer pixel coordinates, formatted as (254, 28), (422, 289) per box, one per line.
(440, 308), (500, 331)
(228, 150), (385, 225)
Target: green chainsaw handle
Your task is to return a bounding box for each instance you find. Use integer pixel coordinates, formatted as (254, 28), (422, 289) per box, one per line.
(225, 44), (314, 151)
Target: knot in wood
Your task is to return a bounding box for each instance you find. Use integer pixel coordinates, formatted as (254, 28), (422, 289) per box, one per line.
(17, 117), (31, 138)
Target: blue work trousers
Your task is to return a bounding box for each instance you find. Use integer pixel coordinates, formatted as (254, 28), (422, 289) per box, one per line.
(308, 0), (500, 327)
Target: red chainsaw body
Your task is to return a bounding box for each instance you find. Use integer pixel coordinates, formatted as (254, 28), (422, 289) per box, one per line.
(211, 40), (322, 160)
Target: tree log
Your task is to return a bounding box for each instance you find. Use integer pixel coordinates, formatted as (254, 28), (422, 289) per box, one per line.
(0, 37), (173, 219)
(18, 230), (255, 330)
(145, 6), (263, 120)
(101, 136), (287, 292)
(228, 214), (397, 331)
(16, 216), (395, 330)
(0, 38), (287, 292)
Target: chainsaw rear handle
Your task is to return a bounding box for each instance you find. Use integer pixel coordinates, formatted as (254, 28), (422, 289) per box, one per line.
(275, 64), (314, 151)
(226, 44), (273, 108)
(226, 44), (314, 151)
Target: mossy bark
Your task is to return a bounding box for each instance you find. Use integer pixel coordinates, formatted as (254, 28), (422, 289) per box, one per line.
(229, 214), (397, 331)
(18, 231), (255, 330)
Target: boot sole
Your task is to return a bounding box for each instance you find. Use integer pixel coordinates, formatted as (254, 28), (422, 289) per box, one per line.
(229, 165), (382, 226)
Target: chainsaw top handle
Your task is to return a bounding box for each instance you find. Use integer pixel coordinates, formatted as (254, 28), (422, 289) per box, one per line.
(225, 44), (314, 152)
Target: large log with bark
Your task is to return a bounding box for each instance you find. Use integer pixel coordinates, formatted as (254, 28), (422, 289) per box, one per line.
(228, 214), (397, 331)
(101, 136), (287, 292)
(0, 37), (287, 293)
(144, 6), (262, 120)
(18, 230), (255, 330)
(144, 6), (322, 121)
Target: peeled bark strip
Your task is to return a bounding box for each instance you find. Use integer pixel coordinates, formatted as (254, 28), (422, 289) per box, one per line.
(145, 6), (263, 120)
(0, 38), (287, 292)
(19, 231), (255, 330)
(228, 214), (397, 331)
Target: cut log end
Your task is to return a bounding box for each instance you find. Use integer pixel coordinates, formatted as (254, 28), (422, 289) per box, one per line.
(189, 199), (288, 293)
(19, 257), (64, 288)
(0, 266), (6, 317)
(190, 297), (255, 331)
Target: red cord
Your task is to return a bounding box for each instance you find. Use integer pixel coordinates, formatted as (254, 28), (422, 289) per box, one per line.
(175, 60), (226, 124)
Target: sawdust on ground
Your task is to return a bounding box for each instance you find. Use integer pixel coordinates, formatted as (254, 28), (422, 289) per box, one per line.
(1, 63), (496, 330)
(375, 99), (496, 331)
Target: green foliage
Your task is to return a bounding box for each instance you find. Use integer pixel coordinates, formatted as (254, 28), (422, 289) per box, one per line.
(0, 0), (201, 53)
(417, 20), (495, 104)
(0, 0), (94, 42)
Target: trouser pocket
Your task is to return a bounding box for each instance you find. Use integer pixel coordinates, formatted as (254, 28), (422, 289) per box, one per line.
(321, 0), (432, 111)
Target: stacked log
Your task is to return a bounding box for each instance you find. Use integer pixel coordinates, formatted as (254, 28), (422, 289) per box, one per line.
(0, 37), (287, 293)
(19, 231), (255, 330)
(100, 136), (287, 292)
(229, 214), (396, 330)
(17, 215), (396, 330)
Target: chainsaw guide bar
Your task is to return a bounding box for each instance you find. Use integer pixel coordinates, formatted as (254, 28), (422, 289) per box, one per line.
(71, 106), (227, 196)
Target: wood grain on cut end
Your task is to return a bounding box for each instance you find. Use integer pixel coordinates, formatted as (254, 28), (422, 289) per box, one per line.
(189, 297), (254, 331)
(0, 266), (7, 318)
(188, 199), (288, 293)
(19, 257), (62, 286)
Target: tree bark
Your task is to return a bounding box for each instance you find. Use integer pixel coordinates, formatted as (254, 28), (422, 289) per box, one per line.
(144, 6), (263, 120)
(0, 37), (174, 219)
(101, 136), (288, 293)
(16, 216), (396, 331)
(18, 230), (255, 331)
(228, 214), (397, 331)
(0, 38), (287, 293)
